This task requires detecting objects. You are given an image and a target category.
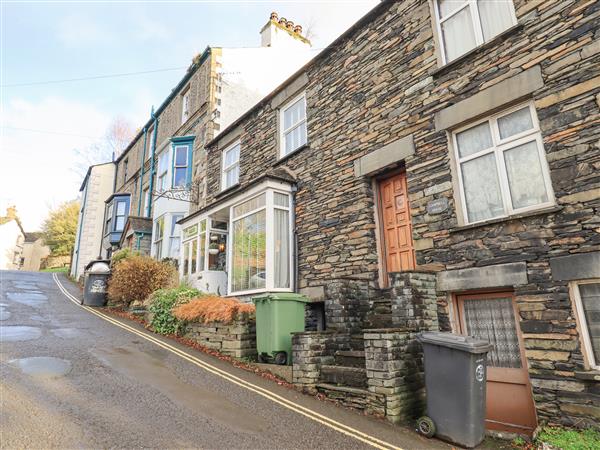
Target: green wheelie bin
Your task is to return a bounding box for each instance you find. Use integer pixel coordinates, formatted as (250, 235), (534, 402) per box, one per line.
(252, 293), (309, 365)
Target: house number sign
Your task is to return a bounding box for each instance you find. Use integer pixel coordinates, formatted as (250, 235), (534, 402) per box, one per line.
(426, 197), (449, 215)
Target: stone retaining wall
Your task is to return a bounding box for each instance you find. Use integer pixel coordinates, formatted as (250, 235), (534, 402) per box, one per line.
(183, 319), (256, 358)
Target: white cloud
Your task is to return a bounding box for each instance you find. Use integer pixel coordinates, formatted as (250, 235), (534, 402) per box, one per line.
(0, 97), (111, 230)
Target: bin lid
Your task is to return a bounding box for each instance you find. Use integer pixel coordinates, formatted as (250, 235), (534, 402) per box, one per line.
(85, 259), (111, 274)
(417, 332), (492, 354)
(252, 293), (311, 304)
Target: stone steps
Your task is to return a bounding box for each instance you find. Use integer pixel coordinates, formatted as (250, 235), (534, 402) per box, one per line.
(334, 350), (365, 367)
(320, 364), (367, 388)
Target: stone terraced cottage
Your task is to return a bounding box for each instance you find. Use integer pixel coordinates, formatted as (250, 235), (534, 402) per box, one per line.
(177, 0), (599, 436)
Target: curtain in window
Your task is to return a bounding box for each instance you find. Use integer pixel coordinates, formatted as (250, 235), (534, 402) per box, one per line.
(461, 153), (504, 222)
(463, 297), (522, 368)
(477, 0), (514, 41)
(274, 209), (290, 288)
(441, 6), (476, 62)
(504, 141), (549, 210)
(232, 210), (266, 292)
(579, 283), (600, 363)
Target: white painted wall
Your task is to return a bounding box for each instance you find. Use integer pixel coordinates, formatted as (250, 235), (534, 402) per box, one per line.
(71, 163), (115, 280)
(0, 220), (24, 270)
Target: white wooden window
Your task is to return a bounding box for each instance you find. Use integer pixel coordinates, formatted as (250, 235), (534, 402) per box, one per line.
(181, 90), (190, 124)
(173, 145), (190, 188)
(157, 151), (169, 192)
(229, 190), (292, 295)
(153, 215), (165, 258)
(169, 213), (184, 259)
(434, 0), (517, 64)
(221, 141), (240, 190)
(572, 281), (600, 370)
(182, 220), (206, 276)
(452, 102), (554, 224)
(279, 92), (307, 158)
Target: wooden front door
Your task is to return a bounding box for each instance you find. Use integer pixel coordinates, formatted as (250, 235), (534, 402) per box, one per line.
(455, 292), (537, 435)
(378, 171), (415, 274)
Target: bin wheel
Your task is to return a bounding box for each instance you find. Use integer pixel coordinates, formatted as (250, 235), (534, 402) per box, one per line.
(257, 354), (267, 363)
(417, 416), (436, 438)
(274, 351), (287, 365)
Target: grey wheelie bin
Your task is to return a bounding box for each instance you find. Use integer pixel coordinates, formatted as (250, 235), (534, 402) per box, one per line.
(83, 259), (111, 306)
(416, 332), (492, 448)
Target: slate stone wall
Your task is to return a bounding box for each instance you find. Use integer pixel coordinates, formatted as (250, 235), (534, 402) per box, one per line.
(202, 0), (599, 427)
(183, 318), (256, 358)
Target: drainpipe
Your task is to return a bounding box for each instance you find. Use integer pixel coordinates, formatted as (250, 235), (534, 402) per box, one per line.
(146, 108), (159, 217)
(291, 184), (298, 293)
(73, 179), (89, 278)
(135, 233), (143, 251)
(137, 127), (148, 216)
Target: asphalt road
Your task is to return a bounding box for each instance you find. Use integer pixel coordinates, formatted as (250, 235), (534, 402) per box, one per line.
(0, 270), (451, 450)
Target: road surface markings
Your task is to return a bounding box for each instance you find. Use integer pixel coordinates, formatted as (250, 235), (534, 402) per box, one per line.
(52, 274), (403, 450)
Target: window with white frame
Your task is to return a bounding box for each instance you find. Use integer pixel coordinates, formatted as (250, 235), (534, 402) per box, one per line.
(230, 190), (292, 294)
(154, 215), (165, 258)
(280, 93), (307, 157)
(434, 0), (517, 64)
(157, 151), (169, 192)
(114, 200), (128, 231)
(222, 141), (240, 190)
(572, 281), (600, 370)
(181, 90), (190, 124)
(452, 102), (553, 224)
(173, 145), (191, 188)
(142, 188), (150, 217)
(182, 221), (205, 276)
(169, 214), (184, 258)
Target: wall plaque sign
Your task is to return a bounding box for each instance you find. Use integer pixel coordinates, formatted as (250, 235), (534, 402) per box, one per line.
(426, 197), (449, 215)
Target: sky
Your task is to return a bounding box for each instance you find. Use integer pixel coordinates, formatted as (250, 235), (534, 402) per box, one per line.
(0, 0), (379, 230)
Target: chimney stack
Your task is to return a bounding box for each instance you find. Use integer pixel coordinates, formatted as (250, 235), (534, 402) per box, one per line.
(260, 12), (311, 48)
(6, 206), (17, 220)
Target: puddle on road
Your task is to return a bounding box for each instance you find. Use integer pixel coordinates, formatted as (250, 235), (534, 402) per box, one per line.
(92, 347), (267, 434)
(1, 326), (42, 341)
(50, 328), (82, 339)
(6, 292), (48, 308)
(10, 357), (72, 378)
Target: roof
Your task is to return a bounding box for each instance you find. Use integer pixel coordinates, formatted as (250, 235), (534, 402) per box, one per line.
(119, 216), (152, 247)
(79, 162), (115, 192)
(24, 232), (44, 242)
(114, 47), (214, 164)
(104, 192), (131, 204)
(207, 0), (392, 148)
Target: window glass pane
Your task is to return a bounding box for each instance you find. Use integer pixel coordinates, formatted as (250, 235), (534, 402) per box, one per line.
(456, 121), (493, 158)
(504, 141), (549, 210)
(579, 283), (600, 364)
(171, 215), (183, 235)
(438, 0), (467, 17)
(198, 233), (206, 272)
(199, 219), (207, 233)
(175, 146), (188, 166)
(441, 6), (476, 62)
(208, 233), (227, 271)
(478, 0), (514, 41)
(225, 165), (239, 188)
(274, 209), (290, 288)
(274, 192), (289, 208)
(461, 153), (504, 222)
(183, 242), (189, 275)
(174, 167), (187, 187)
(158, 152), (169, 173)
(233, 194), (266, 218)
(169, 237), (180, 258)
(232, 210), (266, 292)
(498, 107), (534, 140)
(155, 217), (164, 239)
(116, 201), (126, 216)
(463, 296), (522, 368)
(284, 98), (304, 130)
(225, 144), (240, 167)
(191, 239), (197, 273)
(115, 216), (125, 231)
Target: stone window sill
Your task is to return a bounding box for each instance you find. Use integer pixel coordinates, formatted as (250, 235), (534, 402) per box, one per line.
(430, 23), (524, 78)
(273, 143), (310, 167)
(449, 205), (563, 234)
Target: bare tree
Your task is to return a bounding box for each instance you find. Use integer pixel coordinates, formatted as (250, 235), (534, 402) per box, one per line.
(72, 117), (135, 178)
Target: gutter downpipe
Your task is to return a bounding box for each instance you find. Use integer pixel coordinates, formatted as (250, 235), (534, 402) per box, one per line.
(137, 127), (148, 216)
(146, 108), (159, 217)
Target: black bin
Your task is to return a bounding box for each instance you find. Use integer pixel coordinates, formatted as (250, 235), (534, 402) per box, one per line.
(416, 332), (492, 448)
(83, 259), (111, 306)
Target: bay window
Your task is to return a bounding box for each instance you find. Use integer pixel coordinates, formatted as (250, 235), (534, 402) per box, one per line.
(452, 102), (554, 224)
(222, 141), (240, 190)
(154, 215), (165, 258)
(230, 190), (292, 295)
(572, 281), (600, 370)
(434, 0), (517, 64)
(280, 92), (307, 158)
(169, 214), (184, 259)
(173, 144), (191, 188)
(114, 200), (127, 232)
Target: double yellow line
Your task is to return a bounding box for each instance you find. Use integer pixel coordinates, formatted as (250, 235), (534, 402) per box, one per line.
(52, 274), (402, 450)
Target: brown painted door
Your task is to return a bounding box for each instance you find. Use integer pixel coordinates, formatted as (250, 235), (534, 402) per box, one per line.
(456, 292), (537, 435)
(378, 171), (415, 274)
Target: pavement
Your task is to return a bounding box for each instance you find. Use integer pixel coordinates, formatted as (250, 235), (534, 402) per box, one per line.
(0, 270), (454, 449)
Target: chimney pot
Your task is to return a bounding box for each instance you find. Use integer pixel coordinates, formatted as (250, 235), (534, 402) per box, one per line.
(286, 20), (294, 30)
(270, 11), (278, 21)
(294, 24), (302, 34)
(278, 17), (287, 26)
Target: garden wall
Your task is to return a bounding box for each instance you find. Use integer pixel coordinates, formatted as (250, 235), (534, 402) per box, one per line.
(183, 319), (257, 358)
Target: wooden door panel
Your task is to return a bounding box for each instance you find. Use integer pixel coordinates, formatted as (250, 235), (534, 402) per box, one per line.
(378, 172), (415, 274)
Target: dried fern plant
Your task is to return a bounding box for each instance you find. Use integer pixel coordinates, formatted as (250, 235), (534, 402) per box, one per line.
(173, 295), (255, 324)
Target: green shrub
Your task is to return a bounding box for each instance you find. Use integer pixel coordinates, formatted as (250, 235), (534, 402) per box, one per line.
(107, 255), (176, 308)
(111, 248), (138, 266)
(537, 427), (600, 450)
(147, 286), (201, 335)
